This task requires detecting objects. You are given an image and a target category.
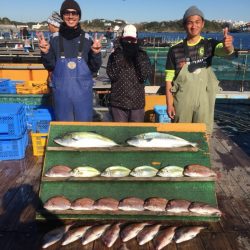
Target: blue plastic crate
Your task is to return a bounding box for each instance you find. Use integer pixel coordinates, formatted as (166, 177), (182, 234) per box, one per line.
(0, 130), (28, 160)
(0, 79), (17, 94)
(0, 103), (27, 139)
(30, 108), (54, 133)
(154, 105), (171, 123)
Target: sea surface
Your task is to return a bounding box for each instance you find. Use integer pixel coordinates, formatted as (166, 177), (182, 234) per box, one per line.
(138, 32), (250, 50)
(214, 102), (250, 156)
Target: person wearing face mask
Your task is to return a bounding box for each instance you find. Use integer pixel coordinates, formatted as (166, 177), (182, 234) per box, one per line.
(106, 24), (152, 122)
(38, 0), (102, 121)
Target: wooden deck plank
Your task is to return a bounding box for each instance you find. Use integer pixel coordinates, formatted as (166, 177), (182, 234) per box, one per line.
(0, 126), (249, 249)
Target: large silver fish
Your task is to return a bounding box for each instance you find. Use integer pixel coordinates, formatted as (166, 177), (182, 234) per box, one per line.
(61, 225), (91, 246)
(82, 224), (110, 245)
(94, 197), (119, 211)
(120, 223), (148, 242)
(70, 198), (94, 210)
(71, 166), (100, 177)
(189, 202), (222, 216)
(126, 132), (197, 148)
(42, 224), (73, 248)
(45, 165), (72, 177)
(144, 197), (168, 212)
(101, 166), (131, 177)
(174, 226), (206, 243)
(153, 226), (177, 250)
(157, 166), (184, 177)
(101, 223), (122, 247)
(54, 131), (118, 148)
(44, 196), (71, 211)
(137, 224), (161, 245)
(166, 199), (191, 213)
(183, 164), (217, 177)
(130, 166), (158, 177)
(118, 197), (145, 211)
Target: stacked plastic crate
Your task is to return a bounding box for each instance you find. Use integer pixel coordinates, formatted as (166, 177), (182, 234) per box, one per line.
(0, 103), (28, 160)
(29, 108), (54, 156)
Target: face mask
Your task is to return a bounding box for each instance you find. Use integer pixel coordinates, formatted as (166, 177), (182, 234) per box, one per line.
(121, 41), (139, 61)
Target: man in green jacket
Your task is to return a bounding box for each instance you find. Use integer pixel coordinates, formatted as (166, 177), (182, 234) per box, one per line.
(165, 6), (234, 134)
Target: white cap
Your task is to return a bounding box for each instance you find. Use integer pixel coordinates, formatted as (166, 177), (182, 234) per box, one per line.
(114, 25), (120, 31)
(122, 24), (137, 39)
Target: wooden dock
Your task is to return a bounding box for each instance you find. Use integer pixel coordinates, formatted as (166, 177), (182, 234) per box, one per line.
(0, 123), (249, 249)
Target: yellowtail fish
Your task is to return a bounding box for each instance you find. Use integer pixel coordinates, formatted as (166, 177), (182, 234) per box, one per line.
(44, 196), (71, 211)
(130, 166), (158, 177)
(82, 224), (110, 245)
(183, 164), (217, 177)
(70, 198), (94, 210)
(101, 223), (122, 247)
(144, 197), (168, 212)
(120, 223), (148, 242)
(42, 224), (73, 248)
(157, 166), (184, 177)
(137, 224), (162, 245)
(71, 166), (100, 177)
(126, 132), (197, 148)
(189, 202), (222, 216)
(94, 197), (119, 211)
(153, 226), (177, 250)
(118, 197), (145, 211)
(61, 225), (91, 246)
(174, 226), (206, 243)
(45, 165), (72, 177)
(101, 166), (131, 177)
(166, 199), (191, 213)
(54, 131), (118, 148)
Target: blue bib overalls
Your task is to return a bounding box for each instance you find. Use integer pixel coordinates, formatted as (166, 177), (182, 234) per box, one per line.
(51, 34), (94, 121)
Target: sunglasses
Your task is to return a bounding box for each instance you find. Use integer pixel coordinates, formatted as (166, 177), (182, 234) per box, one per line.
(63, 10), (79, 17)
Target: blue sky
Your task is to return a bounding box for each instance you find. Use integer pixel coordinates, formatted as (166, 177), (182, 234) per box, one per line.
(0, 0), (249, 23)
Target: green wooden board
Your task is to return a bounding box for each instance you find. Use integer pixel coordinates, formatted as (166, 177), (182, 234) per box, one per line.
(38, 123), (217, 222)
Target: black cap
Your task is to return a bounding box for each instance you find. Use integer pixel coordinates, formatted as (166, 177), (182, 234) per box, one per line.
(60, 0), (81, 19)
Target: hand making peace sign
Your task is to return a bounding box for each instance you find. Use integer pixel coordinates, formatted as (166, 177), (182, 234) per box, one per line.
(91, 33), (104, 54)
(36, 31), (50, 54)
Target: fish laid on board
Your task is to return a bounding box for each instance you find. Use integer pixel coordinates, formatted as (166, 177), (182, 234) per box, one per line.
(130, 166), (158, 177)
(153, 226), (177, 250)
(42, 224), (73, 248)
(101, 166), (131, 177)
(102, 223), (122, 247)
(183, 164), (217, 177)
(144, 197), (168, 212)
(126, 132), (197, 148)
(70, 198), (94, 210)
(61, 225), (91, 246)
(118, 197), (145, 211)
(44, 196), (71, 211)
(82, 224), (110, 245)
(45, 165), (72, 177)
(70, 166), (100, 177)
(120, 223), (148, 242)
(157, 166), (184, 177)
(94, 197), (119, 211)
(54, 131), (118, 148)
(137, 224), (162, 245)
(174, 226), (206, 243)
(189, 202), (222, 216)
(166, 199), (191, 213)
